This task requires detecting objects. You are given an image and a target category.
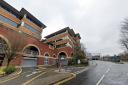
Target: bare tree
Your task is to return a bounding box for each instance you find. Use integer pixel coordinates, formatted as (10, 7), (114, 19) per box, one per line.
(1, 31), (25, 67)
(120, 19), (128, 51)
(72, 43), (87, 64)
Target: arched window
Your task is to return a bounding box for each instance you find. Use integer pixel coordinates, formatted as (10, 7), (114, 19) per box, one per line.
(23, 46), (39, 57)
(58, 52), (68, 65)
(22, 45), (39, 67)
(44, 53), (49, 65)
(58, 52), (67, 60)
(53, 55), (56, 58)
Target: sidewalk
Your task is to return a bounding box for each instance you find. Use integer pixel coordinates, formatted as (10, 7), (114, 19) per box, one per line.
(30, 63), (96, 85)
(62, 61), (97, 75)
(0, 63), (96, 85)
(0, 67), (22, 83)
(28, 69), (72, 85)
(122, 61), (128, 64)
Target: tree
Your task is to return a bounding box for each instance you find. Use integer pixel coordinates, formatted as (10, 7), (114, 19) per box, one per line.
(72, 43), (87, 64)
(120, 19), (128, 51)
(119, 52), (128, 61)
(0, 31), (25, 67)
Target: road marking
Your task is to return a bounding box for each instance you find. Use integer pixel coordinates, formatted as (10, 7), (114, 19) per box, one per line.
(96, 75), (105, 85)
(54, 73), (76, 85)
(26, 71), (38, 77)
(0, 70), (34, 84)
(17, 67), (22, 75)
(0, 75), (20, 84)
(105, 68), (110, 73)
(96, 67), (110, 85)
(0, 68), (24, 84)
(75, 68), (88, 74)
(22, 72), (46, 85)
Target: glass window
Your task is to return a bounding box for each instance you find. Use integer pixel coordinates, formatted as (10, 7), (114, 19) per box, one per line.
(0, 5), (19, 18)
(56, 39), (63, 42)
(44, 54), (49, 65)
(56, 43), (67, 48)
(0, 15), (17, 27)
(24, 23), (40, 34)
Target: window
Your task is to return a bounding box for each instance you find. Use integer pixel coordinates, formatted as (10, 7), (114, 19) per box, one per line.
(26, 16), (35, 25)
(62, 36), (69, 40)
(44, 54), (49, 65)
(56, 39), (63, 42)
(0, 15), (17, 27)
(56, 43), (67, 48)
(24, 23), (40, 34)
(0, 5), (19, 18)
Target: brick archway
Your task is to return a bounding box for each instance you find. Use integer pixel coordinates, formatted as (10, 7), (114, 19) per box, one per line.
(21, 44), (41, 67)
(22, 44), (41, 55)
(44, 52), (50, 57)
(57, 51), (68, 59)
(58, 51), (68, 59)
(0, 35), (11, 49)
(53, 54), (56, 58)
(0, 35), (11, 66)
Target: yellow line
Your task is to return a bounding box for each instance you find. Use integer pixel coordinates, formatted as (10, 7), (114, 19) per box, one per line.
(54, 73), (76, 85)
(0, 67), (22, 84)
(17, 67), (22, 74)
(22, 72), (46, 85)
(0, 75), (20, 84)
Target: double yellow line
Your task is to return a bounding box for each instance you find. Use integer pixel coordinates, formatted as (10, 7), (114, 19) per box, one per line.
(22, 72), (46, 85)
(0, 67), (22, 84)
(54, 73), (76, 85)
(0, 75), (20, 84)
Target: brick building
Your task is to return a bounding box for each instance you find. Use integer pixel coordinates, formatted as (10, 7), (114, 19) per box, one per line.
(0, 0), (81, 67)
(43, 27), (81, 65)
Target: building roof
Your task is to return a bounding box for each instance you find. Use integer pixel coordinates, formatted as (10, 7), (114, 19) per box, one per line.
(20, 8), (46, 28)
(0, 0), (22, 18)
(44, 27), (80, 39)
(75, 33), (81, 39)
(44, 27), (69, 38)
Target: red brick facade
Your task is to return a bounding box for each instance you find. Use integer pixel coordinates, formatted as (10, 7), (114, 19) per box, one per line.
(0, 0), (81, 67)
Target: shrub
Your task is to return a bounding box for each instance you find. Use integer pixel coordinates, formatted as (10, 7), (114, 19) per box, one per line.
(3, 66), (16, 74)
(68, 59), (73, 65)
(80, 59), (89, 66)
(0, 67), (5, 75)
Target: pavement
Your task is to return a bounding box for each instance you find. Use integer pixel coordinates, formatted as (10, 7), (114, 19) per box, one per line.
(62, 61), (96, 74)
(0, 67), (44, 85)
(0, 65), (90, 85)
(0, 67), (22, 83)
(63, 60), (128, 85)
(28, 70), (72, 85)
(25, 65), (91, 85)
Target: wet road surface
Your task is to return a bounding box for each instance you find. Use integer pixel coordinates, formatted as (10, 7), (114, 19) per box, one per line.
(63, 61), (128, 85)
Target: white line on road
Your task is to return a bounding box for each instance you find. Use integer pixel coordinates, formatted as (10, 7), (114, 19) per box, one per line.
(75, 68), (88, 74)
(96, 75), (105, 85)
(96, 67), (111, 85)
(26, 71), (38, 77)
(105, 68), (110, 73)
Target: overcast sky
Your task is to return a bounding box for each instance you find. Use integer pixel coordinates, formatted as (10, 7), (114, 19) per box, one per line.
(5, 0), (128, 55)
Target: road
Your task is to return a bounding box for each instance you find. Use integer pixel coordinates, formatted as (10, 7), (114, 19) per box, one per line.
(0, 67), (42, 85)
(63, 61), (128, 85)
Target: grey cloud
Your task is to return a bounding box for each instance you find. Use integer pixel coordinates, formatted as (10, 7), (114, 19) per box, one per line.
(5, 0), (128, 55)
